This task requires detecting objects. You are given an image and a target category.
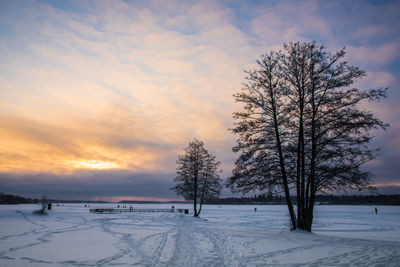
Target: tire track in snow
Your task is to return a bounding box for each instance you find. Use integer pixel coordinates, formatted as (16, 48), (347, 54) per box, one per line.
(90, 217), (138, 266)
(150, 231), (169, 266)
(94, 247), (132, 266)
(16, 210), (48, 231)
(197, 225), (232, 266)
(320, 244), (400, 267)
(95, 214), (177, 266)
(4, 211), (94, 266)
(167, 215), (197, 266)
(166, 216), (232, 267)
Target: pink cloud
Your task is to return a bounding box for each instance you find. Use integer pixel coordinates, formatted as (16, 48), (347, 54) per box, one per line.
(355, 24), (388, 41)
(347, 41), (400, 67)
(250, 1), (333, 46)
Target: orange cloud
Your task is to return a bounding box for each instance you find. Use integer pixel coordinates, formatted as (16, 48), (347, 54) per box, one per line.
(0, 108), (173, 174)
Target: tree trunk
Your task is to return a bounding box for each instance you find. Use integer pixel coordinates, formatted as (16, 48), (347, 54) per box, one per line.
(198, 179), (207, 216)
(270, 89), (297, 230)
(304, 189), (316, 231)
(296, 124), (302, 228)
(193, 171), (198, 217)
(296, 100), (305, 229)
(303, 61), (317, 231)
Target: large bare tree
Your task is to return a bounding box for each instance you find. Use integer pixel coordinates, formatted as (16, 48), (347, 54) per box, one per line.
(171, 139), (222, 217)
(228, 42), (388, 231)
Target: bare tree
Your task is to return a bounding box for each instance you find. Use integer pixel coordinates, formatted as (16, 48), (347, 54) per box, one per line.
(34, 194), (48, 214)
(171, 139), (222, 216)
(228, 42), (388, 231)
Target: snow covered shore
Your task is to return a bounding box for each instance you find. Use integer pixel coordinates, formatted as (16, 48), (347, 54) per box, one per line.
(0, 204), (399, 266)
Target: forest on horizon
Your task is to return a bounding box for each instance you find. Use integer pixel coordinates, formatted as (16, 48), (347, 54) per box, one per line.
(2, 192), (400, 206)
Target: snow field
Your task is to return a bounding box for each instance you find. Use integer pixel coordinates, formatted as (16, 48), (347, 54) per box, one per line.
(0, 204), (399, 266)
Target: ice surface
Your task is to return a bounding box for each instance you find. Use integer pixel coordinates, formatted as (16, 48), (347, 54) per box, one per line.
(0, 203), (399, 266)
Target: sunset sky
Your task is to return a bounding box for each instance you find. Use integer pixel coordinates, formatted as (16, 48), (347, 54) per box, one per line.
(1, 0), (399, 201)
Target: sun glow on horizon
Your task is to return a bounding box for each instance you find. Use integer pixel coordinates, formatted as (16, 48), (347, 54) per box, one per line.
(372, 182), (400, 187)
(71, 160), (120, 170)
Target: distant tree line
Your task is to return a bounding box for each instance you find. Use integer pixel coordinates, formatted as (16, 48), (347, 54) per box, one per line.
(204, 194), (400, 206)
(2, 192), (399, 206)
(314, 194), (400, 205)
(0, 193), (110, 204)
(0, 193), (37, 204)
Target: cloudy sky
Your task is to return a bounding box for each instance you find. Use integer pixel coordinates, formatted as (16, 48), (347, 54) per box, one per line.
(0, 0), (399, 201)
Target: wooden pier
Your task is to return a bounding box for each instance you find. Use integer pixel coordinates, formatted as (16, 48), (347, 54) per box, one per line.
(89, 208), (174, 214)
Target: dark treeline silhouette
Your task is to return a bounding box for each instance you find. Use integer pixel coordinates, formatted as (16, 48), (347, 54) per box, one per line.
(205, 194), (400, 205)
(2, 192), (399, 205)
(0, 193), (37, 204)
(0, 193), (109, 204)
(314, 194), (400, 205)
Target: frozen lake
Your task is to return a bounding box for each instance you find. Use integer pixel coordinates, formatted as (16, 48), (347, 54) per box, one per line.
(0, 203), (399, 266)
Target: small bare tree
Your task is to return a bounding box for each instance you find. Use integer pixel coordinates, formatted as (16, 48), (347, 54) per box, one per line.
(171, 139), (222, 216)
(34, 194), (48, 215)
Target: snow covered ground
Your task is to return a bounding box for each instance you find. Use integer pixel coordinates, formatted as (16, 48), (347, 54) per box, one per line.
(0, 203), (399, 266)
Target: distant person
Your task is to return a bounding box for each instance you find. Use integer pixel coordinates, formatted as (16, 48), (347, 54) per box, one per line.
(254, 207), (257, 212)
(130, 206), (133, 212)
(375, 207), (378, 214)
